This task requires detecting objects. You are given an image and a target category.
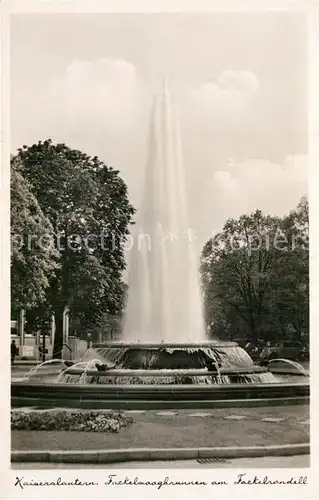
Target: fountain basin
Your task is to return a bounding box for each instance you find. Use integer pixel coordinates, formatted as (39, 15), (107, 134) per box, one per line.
(12, 342), (309, 408)
(92, 342), (239, 348)
(61, 367), (268, 377)
(20, 342), (308, 386)
(11, 380), (310, 410)
(53, 341), (276, 385)
(86, 341), (262, 371)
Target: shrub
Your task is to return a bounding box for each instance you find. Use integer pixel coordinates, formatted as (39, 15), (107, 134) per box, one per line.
(11, 410), (133, 432)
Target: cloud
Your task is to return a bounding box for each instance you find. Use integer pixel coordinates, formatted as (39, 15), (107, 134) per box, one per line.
(189, 154), (307, 247)
(210, 154), (308, 223)
(11, 57), (148, 155)
(217, 70), (259, 94)
(187, 70), (259, 128)
(11, 61), (306, 249)
(11, 59), (150, 207)
(52, 58), (146, 131)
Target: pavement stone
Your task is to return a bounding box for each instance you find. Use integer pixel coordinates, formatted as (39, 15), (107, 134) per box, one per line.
(124, 410), (146, 414)
(224, 415), (247, 420)
(155, 411), (178, 416)
(261, 417), (285, 422)
(188, 412), (212, 417)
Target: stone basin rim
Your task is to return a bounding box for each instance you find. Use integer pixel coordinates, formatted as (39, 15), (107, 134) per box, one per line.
(92, 341), (239, 348)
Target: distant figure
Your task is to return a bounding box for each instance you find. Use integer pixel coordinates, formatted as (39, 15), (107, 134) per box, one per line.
(87, 333), (93, 349)
(38, 344), (45, 361)
(11, 340), (18, 365)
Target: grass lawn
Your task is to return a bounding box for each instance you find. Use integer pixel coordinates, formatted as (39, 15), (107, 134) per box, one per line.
(11, 405), (309, 451)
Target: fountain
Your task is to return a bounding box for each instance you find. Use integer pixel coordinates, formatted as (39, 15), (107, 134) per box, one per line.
(57, 80), (274, 386)
(124, 79), (205, 343)
(11, 81), (309, 408)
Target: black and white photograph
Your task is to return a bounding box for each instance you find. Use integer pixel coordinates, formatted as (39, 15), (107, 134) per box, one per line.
(2, 1), (315, 496)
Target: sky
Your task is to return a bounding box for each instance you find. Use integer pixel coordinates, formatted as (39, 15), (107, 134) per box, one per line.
(10, 12), (308, 247)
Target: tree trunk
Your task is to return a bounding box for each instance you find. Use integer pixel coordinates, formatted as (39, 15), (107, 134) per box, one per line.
(53, 307), (64, 359)
(295, 320), (303, 343)
(247, 312), (257, 344)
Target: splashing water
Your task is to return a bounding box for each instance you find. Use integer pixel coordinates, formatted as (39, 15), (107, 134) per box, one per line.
(57, 358), (105, 384)
(123, 79), (205, 343)
(268, 358), (309, 378)
(86, 344), (258, 370)
(23, 359), (68, 380)
(56, 344), (278, 385)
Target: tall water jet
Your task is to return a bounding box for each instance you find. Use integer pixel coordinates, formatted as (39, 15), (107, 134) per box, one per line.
(52, 79), (277, 385)
(123, 79), (205, 342)
(56, 82), (275, 386)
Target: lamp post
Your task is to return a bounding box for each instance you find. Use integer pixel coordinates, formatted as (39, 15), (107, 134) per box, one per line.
(63, 306), (70, 359)
(42, 328), (46, 362)
(19, 309), (25, 351)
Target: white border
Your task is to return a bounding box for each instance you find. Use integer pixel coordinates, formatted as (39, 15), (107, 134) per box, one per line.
(1, 0), (318, 498)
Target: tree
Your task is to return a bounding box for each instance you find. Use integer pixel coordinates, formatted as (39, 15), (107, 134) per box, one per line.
(201, 199), (309, 345)
(13, 140), (135, 357)
(11, 157), (59, 313)
(269, 197), (309, 342)
(201, 210), (280, 343)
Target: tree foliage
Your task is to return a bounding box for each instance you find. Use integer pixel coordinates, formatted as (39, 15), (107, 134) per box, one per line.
(12, 140), (135, 356)
(11, 157), (59, 312)
(269, 197), (309, 341)
(201, 198), (309, 344)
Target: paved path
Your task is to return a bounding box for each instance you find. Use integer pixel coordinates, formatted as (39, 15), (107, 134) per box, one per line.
(11, 405), (309, 451)
(12, 455), (310, 469)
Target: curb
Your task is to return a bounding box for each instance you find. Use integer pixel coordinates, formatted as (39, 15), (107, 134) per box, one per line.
(11, 443), (310, 464)
(11, 396), (310, 410)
